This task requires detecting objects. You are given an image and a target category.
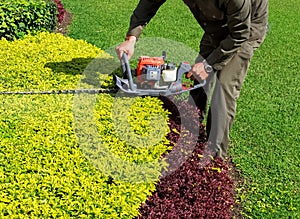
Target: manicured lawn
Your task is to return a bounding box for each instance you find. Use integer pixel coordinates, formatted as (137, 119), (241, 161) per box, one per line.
(62, 0), (300, 218)
(230, 1), (300, 217)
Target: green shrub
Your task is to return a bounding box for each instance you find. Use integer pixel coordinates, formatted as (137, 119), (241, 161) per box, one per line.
(0, 0), (57, 40)
(0, 32), (170, 218)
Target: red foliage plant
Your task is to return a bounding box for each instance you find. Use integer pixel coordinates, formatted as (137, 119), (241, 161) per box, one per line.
(136, 97), (234, 219)
(53, 0), (67, 23)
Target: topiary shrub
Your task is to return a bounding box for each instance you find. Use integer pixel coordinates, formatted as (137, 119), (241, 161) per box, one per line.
(0, 0), (57, 40)
(0, 32), (171, 218)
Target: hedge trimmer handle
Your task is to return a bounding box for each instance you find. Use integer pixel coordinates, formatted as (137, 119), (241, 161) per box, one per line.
(120, 53), (136, 91)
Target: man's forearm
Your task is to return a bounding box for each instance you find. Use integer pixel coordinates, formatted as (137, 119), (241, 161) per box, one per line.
(126, 0), (166, 39)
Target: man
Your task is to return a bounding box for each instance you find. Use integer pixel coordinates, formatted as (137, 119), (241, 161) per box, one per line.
(115, 0), (268, 160)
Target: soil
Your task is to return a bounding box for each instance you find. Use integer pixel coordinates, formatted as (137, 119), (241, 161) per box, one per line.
(55, 10), (73, 35)
(228, 158), (245, 219)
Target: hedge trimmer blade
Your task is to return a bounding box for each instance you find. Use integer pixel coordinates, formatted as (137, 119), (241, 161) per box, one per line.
(0, 88), (118, 95)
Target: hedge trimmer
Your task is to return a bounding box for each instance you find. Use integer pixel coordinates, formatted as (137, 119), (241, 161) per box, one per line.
(0, 52), (211, 96)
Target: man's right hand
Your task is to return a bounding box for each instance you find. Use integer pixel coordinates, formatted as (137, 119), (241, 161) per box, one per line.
(186, 62), (209, 82)
(115, 35), (137, 60)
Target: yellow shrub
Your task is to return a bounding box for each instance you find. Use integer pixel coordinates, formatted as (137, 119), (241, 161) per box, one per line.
(0, 32), (170, 218)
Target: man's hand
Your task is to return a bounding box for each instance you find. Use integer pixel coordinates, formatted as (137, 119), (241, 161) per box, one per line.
(115, 35), (137, 60)
(186, 62), (209, 82)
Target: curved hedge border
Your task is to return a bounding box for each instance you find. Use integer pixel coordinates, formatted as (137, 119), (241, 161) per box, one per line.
(0, 32), (235, 218)
(0, 32), (170, 218)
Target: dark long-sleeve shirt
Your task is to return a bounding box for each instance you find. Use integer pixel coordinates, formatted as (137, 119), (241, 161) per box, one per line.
(127, 0), (268, 68)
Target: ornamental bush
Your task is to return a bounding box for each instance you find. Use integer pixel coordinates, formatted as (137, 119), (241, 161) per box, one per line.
(0, 0), (57, 40)
(0, 32), (171, 218)
(0, 32), (101, 91)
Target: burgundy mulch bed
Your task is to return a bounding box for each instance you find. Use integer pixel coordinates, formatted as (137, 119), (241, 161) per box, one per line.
(136, 97), (235, 219)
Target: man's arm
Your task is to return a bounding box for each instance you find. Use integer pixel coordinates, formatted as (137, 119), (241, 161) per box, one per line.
(206, 0), (251, 70)
(116, 0), (166, 59)
(126, 0), (166, 39)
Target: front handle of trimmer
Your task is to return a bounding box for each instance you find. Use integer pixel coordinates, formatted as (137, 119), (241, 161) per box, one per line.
(170, 60), (211, 93)
(180, 59), (214, 88)
(120, 53), (136, 91)
(176, 62), (207, 87)
(176, 62), (192, 84)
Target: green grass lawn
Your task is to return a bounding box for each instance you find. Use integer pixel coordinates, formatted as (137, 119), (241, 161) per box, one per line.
(230, 1), (300, 217)
(62, 0), (201, 51)
(61, 0), (300, 218)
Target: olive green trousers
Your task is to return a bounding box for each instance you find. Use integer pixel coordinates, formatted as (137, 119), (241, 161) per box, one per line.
(190, 40), (262, 159)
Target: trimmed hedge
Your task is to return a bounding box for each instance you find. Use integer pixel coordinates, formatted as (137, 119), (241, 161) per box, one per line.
(0, 32), (101, 91)
(0, 32), (171, 218)
(0, 0), (57, 40)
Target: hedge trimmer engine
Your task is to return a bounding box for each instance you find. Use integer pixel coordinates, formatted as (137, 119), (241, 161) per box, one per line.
(136, 55), (177, 89)
(116, 52), (209, 96)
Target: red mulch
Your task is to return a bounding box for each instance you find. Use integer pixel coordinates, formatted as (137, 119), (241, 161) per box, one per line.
(135, 97), (236, 219)
(53, 0), (73, 35)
